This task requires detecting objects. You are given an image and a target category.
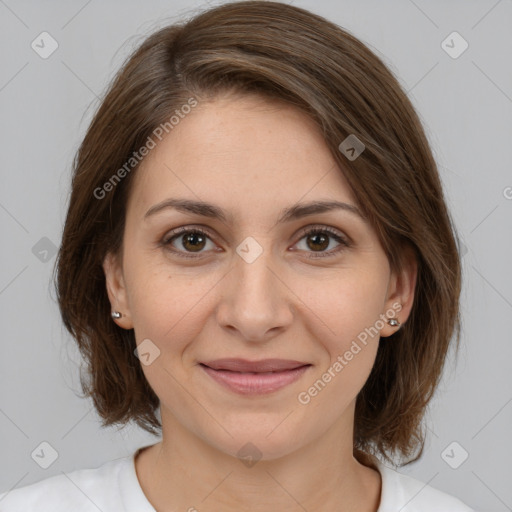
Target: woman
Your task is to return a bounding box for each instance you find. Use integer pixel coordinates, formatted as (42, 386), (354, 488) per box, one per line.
(0, 1), (476, 510)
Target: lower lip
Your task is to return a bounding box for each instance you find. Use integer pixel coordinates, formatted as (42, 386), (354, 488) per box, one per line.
(200, 364), (311, 395)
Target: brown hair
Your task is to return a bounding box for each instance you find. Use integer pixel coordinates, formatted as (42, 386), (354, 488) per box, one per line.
(54, 0), (462, 468)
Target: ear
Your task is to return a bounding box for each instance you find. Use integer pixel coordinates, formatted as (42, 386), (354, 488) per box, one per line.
(103, 251), (134, 330)
(380, 244), (418, 338)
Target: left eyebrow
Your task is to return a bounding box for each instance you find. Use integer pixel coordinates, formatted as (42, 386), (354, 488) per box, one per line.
(277, 200), (366, 225)
(143, 198), (366, 227)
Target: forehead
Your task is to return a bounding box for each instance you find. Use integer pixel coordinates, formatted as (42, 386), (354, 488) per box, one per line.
(127, 95), (358, 221)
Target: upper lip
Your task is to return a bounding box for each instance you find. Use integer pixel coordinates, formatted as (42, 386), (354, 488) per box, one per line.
(201, 358), (310, 373)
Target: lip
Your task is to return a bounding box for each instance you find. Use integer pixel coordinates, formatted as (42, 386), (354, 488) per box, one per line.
(199, 359), (312, 395)
(201, 358), (309, 372)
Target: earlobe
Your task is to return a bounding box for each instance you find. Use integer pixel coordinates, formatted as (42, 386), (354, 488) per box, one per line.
(102, 251), (134, 329)
(381, 245), (418, 338)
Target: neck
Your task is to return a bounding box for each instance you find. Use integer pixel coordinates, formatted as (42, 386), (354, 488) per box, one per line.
(135, 406), (382, 512)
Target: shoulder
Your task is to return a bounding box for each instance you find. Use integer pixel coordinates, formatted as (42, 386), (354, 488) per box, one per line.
(0, 456), (129, 512)
(376, 461), (477, 512)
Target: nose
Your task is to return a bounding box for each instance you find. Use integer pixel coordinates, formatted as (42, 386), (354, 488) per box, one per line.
(215, 240), (294, 343)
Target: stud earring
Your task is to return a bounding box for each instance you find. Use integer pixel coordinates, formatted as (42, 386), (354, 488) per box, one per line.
(387, 318), (401, 327)
(111, 311), (122, 319)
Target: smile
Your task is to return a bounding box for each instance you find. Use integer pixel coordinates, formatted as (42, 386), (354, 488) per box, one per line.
(199, 359), (312, 395)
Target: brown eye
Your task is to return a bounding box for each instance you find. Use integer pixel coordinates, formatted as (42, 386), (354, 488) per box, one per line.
(180, 231), (207, 252)
(162, 227), (215, 258)
(306, 232), (330, 251)
(294, 227), (350, 258)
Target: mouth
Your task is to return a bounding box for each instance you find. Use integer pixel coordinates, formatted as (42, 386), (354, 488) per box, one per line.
(199, 358), (312, 395)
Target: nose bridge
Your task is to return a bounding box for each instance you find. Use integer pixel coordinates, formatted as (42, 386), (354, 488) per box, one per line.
(233, 235), (280, 304)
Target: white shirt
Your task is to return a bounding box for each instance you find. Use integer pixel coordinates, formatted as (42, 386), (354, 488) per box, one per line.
(0, 446), (476, 511)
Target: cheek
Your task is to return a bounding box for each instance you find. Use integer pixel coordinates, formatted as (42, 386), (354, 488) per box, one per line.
(296, 298), (383, 420)
(123, 251), (219, 347)
(295, 266), (387, 391)
(295, 264), (389, 344)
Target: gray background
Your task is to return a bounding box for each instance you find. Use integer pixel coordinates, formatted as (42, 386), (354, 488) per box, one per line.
(1, 1), (511, 510)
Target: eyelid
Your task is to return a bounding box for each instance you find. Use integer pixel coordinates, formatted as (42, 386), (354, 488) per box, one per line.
(161, 225), (216, 246)
(162, 223), (349, 242)
(295, 224), (351, 244)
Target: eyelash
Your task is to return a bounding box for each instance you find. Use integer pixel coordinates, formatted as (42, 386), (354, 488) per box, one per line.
(161, 225), (351, 260)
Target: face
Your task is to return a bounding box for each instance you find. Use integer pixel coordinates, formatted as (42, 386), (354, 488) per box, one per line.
(104, 94), (416, 461)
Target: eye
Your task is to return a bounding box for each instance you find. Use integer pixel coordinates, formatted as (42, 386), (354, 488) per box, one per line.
(161, 226), (217, 259)
(293, 226), (350, 258)
(161, 225), (351, 260)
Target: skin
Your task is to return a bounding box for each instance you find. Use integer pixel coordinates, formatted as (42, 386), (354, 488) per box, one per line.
(103, 93), (417, 512)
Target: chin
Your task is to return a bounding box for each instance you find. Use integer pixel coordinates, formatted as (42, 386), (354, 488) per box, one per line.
(202, 421), (308, 464)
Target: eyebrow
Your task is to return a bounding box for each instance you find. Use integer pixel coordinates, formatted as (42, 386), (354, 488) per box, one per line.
(143, 198), (366, 226)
